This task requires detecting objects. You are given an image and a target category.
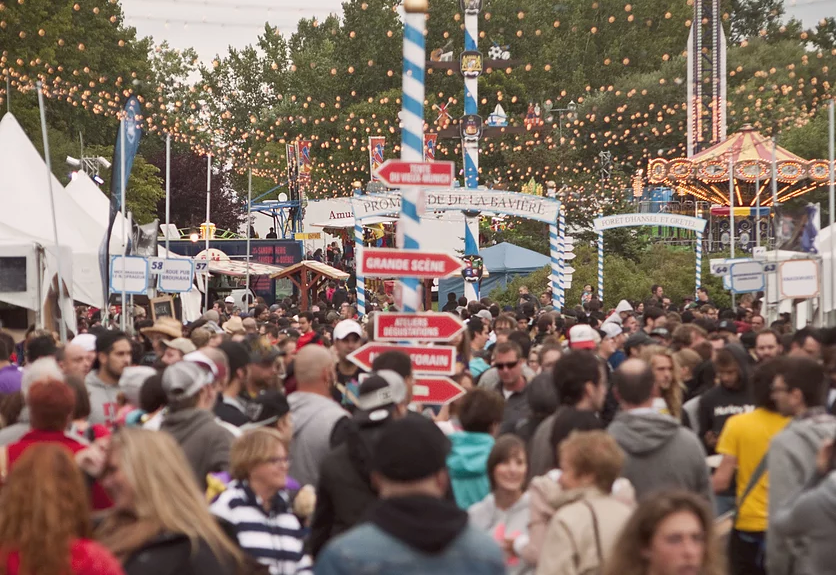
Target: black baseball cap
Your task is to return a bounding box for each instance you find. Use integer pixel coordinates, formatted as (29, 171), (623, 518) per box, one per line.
(372, 415), (451, 481)
(353, 371), (407, 427)
(243, 390), (290, 429)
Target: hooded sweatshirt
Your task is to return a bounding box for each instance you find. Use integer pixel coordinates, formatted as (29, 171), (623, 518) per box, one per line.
(608, 410), (712, 503)
(447, 431), (495, 509)
(767, 409), (836, 575)
(696, 345), (755, 455)
(771, 471), (836, 575)
(84, 370), (121, 427)
(314, 495), (506, 575)
(160, 408), (234, 492)
(288, 391), (349, 487)
(469, 493), (532, 575)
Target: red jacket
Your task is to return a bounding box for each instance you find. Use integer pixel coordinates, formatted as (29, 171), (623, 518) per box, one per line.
(5, 430), (112, 510)
(4, 539), (124, 575)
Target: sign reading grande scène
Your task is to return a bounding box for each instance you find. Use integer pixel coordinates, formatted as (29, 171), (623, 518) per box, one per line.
(351, 190), (560, 223)
(593, 213), (707, 233)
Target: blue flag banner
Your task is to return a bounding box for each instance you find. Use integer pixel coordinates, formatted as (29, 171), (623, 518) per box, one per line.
(99, 96), (143, 308)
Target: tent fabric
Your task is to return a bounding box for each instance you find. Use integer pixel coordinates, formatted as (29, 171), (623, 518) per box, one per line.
(0, 113), (105, 307)
(439, 242), (550, 303)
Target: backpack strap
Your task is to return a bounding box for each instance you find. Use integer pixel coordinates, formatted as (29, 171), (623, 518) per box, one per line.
(581, 499), (604, 566)
(731, 453), (768, 526)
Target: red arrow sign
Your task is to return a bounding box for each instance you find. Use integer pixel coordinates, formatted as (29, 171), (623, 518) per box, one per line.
(348, 343), (457, 375)
(374, 160), (455, 188)
(412, 376), (466, 405)
(359, 248), (463, 279)
(374, 312), (465, 342)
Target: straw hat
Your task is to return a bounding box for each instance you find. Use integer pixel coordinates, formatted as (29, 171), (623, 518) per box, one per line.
(223, 316), (246, 335)
(140, 316), (182, 340)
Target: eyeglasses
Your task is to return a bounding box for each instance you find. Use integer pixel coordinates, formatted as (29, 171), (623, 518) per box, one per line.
(494, 361), (519, 370)
(264, 456), (291, 467)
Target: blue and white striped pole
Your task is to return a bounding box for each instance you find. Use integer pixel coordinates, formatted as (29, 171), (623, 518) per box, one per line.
(557, 207), (566, 310)
(463, 5), (479, 189)
(549, 217), (560, 308)
(397, 0), (427, 313)
(353, 182), (365, 317)
(695, 230), (703, 295)
(597, 220), (604, 303)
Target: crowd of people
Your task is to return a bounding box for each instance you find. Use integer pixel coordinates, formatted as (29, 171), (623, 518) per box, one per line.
(0, 280), (832, 575)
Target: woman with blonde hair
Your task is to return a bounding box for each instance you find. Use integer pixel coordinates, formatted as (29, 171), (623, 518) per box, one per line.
(96, 428), (250, 575)
(210, 428), (307, 574)
(603, 490), (725, 575)
(640, 345), (684, 420)
(535, 431), (634, 575)
(0, 443), (123, 575)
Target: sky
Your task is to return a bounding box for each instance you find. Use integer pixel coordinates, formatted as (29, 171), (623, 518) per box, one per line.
(121, 0), (836, 65)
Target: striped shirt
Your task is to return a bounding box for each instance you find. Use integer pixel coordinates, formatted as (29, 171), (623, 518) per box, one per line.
(210, 480), (306, 574)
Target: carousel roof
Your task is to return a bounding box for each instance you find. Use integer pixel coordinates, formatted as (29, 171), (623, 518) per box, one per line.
(690, 125), (803, 164)
(648, 125), (831, 190)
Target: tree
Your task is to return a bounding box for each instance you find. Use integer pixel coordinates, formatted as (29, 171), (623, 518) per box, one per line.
(148, 151), (245, 233)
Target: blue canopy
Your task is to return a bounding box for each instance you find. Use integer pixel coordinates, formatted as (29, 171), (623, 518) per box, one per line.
(439, 242), (550, 303)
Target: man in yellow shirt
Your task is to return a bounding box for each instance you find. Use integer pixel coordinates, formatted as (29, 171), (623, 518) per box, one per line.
(713, 360), (790, 575)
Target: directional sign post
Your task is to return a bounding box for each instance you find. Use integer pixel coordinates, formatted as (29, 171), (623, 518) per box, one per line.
(374, 160), (455, 188)
(730, 260), (765, 294)
(412, 376), (466, 405)
(359, 247), (464, 279)
(375, 312), (465, 342)
(348, 343), (457, 375)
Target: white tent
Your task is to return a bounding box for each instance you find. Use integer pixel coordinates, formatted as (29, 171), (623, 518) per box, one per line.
(65, 171), (129, 254)
(0, 113), (104, 307)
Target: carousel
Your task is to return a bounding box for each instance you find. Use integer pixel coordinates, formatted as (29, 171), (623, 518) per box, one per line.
(647, 125), (832, 252)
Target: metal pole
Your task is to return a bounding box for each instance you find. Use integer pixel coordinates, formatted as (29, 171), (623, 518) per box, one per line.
(120, 119), (127, 333)
(353, 183), (366, 317)
(204, 153), (211, 314)
(5, 75), (10, 114)
(36, 81), (67, 344)
(165, 133), (171, 255)
(755, 175), (761, 248)
(829, 100), (835, 319)
(397, 0), (427, 314)
(729, 155), (736, 308)
(245, 168), (252, 296)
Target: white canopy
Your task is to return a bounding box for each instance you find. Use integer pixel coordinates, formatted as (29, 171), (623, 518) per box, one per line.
(311, 215), (397, 229)
(0, 113), (104, 307)
(65, 171), (129, 254)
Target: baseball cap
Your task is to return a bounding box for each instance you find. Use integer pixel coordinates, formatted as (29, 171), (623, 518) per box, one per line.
(624, 331), (654, 354)
(184, 350), (222, 380)
(476, 309), (493, 321)
(333, 319), (363, 341)
(650, 327), (670, 339)
(718, 320), (737, 334)
(600, 323), (622, 340)
(162, 361), (214, 402)
(568, 324), (601, 349)
(162, 337), (197, 355)
(372, 414), (451, 481)
(118, 366), (157, 406)
(224, 296), (235, 304)
(243, 390), (290, 429)
(353, 370), (407, 427)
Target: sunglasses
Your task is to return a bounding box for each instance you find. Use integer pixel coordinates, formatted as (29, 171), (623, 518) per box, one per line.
(494, 360), (520, 370)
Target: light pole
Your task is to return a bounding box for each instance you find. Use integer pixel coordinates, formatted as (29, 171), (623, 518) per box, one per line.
(548, 100), (577, 143)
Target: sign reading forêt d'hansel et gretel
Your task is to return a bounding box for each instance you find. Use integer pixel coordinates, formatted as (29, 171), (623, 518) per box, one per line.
(350, 190), (560, 224)
(593, 213), (708, 233)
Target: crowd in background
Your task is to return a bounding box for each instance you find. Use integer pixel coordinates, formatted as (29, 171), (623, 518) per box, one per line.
(0, 279), (832, 575)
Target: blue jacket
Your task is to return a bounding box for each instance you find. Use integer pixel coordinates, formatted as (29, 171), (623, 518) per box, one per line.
(314, 515), (504, 575)
(446, 431), (494, 509)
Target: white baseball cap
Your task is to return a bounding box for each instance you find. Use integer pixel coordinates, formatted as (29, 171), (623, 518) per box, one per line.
(224, 296), (235, 303)
(600, 323), (622, 340)
(334, 319), (363, 341)
(568, 324), (601, 349)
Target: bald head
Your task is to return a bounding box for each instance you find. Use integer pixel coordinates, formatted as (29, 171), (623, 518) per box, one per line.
(199, 347), (230, 386)
(295, 345), (335, 393)
(612, 358), (655, 407)
(57, 343), (92, 380)
(242, 317), (258, 334)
